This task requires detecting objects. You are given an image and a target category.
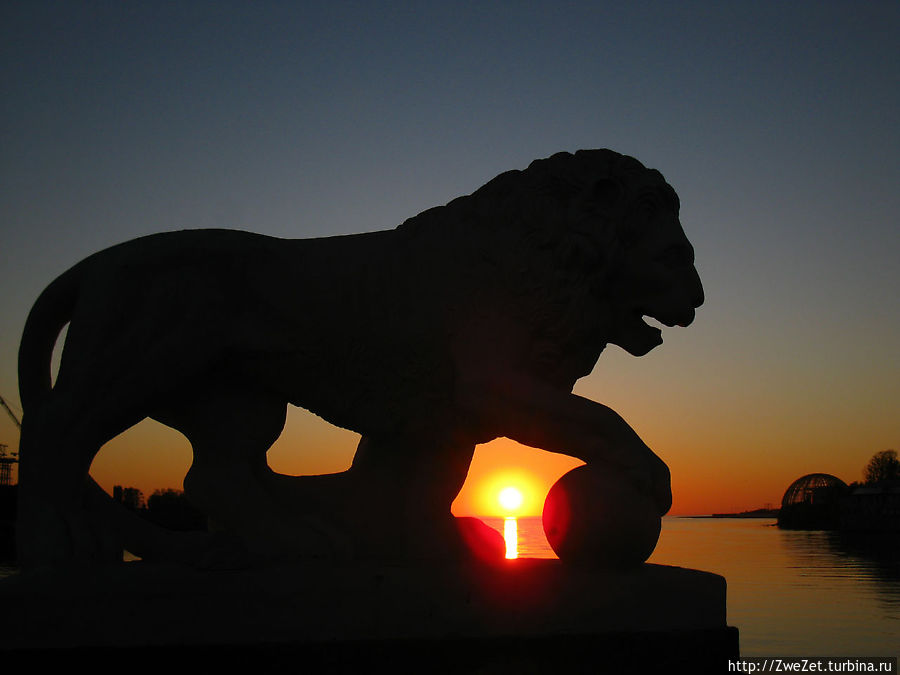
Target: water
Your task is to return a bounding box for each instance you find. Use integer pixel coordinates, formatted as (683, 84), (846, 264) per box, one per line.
(483, 516), (555, 559)
(483, 516), (900, 656)
(3, 517), (898, 656)
(652, 518), (899, 656)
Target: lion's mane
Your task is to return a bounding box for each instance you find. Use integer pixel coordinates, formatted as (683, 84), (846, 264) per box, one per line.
(396, 149), (680, 375)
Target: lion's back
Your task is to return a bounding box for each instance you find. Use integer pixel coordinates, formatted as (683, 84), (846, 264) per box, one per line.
(56, 229), (306, 388)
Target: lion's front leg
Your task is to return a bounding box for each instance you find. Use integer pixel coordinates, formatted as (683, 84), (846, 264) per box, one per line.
(349, 432), (505, 561)
(459, 374), (672, 516)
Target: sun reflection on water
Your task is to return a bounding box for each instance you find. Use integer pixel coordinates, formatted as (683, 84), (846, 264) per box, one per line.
(503, 516), (518, 559)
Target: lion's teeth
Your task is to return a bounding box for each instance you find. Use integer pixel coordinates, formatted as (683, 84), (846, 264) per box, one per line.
(642, 315), (665, 330)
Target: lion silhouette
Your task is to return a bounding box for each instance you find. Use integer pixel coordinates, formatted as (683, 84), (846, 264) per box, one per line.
(16, 149), (703, 568)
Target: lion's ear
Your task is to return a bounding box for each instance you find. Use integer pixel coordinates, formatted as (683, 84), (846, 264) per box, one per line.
(590, 178), (622, 210)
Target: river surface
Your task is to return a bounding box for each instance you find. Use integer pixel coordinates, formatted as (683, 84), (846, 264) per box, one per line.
(482, 516), (900, 657)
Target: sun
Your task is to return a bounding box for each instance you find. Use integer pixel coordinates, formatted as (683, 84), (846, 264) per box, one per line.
(498, 486), (524, 513)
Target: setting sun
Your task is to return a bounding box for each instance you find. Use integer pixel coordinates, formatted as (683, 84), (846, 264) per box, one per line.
(498, 486), (524, 512)
(451, 439), (583, 517)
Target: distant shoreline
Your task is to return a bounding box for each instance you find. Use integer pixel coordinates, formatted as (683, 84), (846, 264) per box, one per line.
(680, 511), (779, 520)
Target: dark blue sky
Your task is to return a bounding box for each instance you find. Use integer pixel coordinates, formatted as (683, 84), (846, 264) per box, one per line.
(1, 1), (897, 511)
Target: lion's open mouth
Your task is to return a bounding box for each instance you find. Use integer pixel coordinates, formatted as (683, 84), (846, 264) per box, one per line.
(641, 314), (666, 333)
(639, 307), (695, 330)
(621, 308), (695, 354)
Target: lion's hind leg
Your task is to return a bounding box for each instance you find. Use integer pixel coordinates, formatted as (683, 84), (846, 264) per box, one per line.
(17, 341), (171, 568)
(15, 397), (146, 568)
(163, 384), (351, 565)
(16, 282), (229, 569)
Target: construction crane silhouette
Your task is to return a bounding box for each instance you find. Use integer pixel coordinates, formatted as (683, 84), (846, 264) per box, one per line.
(0, 394), (21, 430)
(0, 394), (20, 487)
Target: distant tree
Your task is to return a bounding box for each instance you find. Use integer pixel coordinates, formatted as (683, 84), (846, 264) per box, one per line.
(145, 488), (207, 531)
(113, 485), (145, 510)
(863, 449), (900, 484)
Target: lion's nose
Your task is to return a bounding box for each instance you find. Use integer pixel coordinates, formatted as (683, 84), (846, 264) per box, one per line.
(677, 307), (696, 327)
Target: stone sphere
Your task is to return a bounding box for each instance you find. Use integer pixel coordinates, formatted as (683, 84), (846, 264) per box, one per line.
(542, 465), (661, 568)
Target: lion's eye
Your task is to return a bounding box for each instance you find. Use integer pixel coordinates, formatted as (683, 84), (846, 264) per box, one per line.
(639, 198), (658, 222)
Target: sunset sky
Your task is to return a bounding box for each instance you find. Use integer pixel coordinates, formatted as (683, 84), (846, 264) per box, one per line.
(1, 2), (897, 516)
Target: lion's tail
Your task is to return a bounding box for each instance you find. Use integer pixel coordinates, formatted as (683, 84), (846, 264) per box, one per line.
(18, 264), (84, 415)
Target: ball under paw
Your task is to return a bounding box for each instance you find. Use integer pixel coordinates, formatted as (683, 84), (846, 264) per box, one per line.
(542, 465), (661, 569)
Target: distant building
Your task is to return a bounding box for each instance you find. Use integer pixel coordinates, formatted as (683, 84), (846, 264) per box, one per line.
(777, 473), (847, 530)
(0, 444), (17, 487)
(839, 480), (900, 532)
(778, 473), (900, 533)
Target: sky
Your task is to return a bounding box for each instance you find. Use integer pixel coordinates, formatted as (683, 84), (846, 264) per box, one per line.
(0, 1), (897, 516)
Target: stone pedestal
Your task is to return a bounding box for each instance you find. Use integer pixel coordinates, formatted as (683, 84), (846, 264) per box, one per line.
(1, 560), (738, 671)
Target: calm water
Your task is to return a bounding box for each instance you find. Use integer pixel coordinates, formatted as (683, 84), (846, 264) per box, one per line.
(483, 516), (900, 657)
(3, 517), (897, 656)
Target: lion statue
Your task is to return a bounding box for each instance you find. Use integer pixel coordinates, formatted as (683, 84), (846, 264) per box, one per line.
(16, 149), (703, 569)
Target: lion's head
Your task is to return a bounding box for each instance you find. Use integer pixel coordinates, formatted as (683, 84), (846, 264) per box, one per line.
(399, 149), (704, 387)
